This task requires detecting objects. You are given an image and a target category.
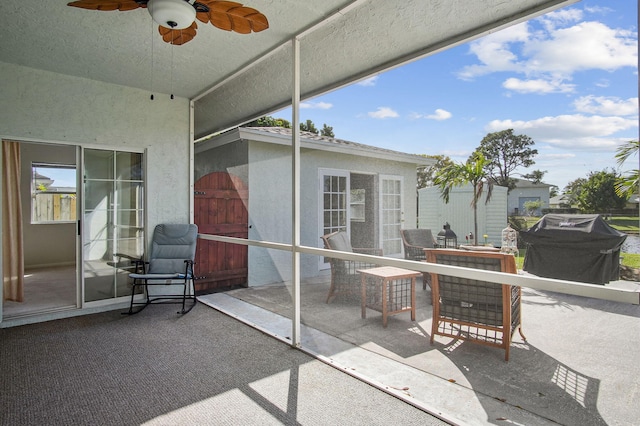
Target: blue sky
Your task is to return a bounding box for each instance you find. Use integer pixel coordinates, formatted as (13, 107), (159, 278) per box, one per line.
(277, 1), (638, 191)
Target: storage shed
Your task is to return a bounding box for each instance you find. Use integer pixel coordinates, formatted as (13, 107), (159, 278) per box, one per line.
(519, 214), (627, 285)
(194, 127), (432, 289)
(418, 184), (508, 247)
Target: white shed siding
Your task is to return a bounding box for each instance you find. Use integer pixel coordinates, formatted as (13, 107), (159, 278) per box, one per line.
(418, 185), (507, 247)
(485, 187), (509, 245)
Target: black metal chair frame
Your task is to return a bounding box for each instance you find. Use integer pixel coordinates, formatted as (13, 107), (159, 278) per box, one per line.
(127, 259), (197, 315)
(125, 224), (198, 315)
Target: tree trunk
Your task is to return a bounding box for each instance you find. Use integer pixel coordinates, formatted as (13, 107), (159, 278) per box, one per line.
(473, 202), (478, 246)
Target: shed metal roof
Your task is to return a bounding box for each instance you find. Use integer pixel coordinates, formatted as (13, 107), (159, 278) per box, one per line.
(196, 126), (434, 165)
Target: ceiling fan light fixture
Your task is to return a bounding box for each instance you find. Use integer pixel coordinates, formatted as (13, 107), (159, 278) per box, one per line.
(147, 0), (196, 30)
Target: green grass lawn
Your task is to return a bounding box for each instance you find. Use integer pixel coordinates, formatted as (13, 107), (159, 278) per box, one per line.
(606, 216), (640, 233)
(621, 253), (640, 268)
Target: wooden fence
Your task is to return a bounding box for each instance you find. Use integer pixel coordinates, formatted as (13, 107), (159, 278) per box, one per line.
(32, 193), (77, 222)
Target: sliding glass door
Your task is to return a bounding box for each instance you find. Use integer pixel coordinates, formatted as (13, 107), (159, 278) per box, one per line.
(83, 149), (144, 303)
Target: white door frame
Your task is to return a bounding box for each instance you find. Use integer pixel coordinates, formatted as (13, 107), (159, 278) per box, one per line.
(318, 168), (350, 270)
(379, 174), (404, 258)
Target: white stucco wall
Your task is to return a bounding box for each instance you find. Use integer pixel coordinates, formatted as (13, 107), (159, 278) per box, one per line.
(0, 61), (191, 235)
(0, 62), (191, 309)
(246, 140), (419, 286)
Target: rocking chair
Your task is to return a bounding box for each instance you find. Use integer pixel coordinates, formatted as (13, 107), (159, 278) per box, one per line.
(126, 224), (198, 315)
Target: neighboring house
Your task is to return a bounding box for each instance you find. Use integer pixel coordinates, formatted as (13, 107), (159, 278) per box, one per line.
(194, 127), (432, 288)
(549, 194), (572, 209)
(507, 179), (551, 216)
(33, 172), (54, 190)
(418, 184), (508, 247)
(625, 194), (640, 210)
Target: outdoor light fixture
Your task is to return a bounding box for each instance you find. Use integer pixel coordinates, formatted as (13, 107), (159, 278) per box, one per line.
(437, 222), (458, 248)
(147, 0), (197, 29)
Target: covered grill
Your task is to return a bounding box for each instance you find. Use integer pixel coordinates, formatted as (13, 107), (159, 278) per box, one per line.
(519, 214), (627, 285)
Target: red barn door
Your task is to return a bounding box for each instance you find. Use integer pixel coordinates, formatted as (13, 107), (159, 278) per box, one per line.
(194, 172), (248, 293)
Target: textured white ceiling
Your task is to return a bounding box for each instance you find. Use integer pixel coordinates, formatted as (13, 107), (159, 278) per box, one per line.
(0, 0), (578, 139)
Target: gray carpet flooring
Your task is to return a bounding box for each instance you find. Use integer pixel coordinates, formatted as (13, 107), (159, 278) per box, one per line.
(0, 303), (448, 426)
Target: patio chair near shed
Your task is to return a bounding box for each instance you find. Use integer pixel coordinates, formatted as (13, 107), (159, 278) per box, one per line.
(321, 230), (382, 303)
(400, 228), (436, 290)
(126, 224), (198, 315)
(425, 248), (525, 361)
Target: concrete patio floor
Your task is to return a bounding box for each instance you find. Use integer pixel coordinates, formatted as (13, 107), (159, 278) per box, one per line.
(198, 276), (640, 426)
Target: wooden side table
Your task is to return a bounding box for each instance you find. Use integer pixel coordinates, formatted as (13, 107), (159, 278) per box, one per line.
(358, 266), (420, 327)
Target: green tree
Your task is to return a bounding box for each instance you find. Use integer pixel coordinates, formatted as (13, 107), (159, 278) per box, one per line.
(416, 154), (454, 189)
(614, 140), (639, 198)
(563, 178), (586, 206)
(523, 199), (544, 216)
(300, 119), (319, 134)
(434, 153), (493, 246)
(320, 124), (335, 137)
(522, 169), (546, 184)
(577, 170), (627, 213)
(244, 115), (291, 128)
(549, 185), (559, 198)
(473, 129), (537, 190)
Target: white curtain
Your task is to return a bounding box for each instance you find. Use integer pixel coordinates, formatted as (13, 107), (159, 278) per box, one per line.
(2, 140), (24, 302)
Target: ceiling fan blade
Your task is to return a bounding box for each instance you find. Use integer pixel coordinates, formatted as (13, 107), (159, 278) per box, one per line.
(67, 0), (145, 12)
(158, 22), (198, 45)
(202, 1), (269, 34)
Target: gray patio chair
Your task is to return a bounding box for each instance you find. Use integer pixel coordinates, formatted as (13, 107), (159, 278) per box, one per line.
(425, 248), (526, 361)
(126, 224), (198, 315)
(400, 228), (436, 290)
(321, 230), (382, 303)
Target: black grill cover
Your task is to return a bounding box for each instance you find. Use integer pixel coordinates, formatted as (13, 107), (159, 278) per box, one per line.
(519, 214), (627, 284)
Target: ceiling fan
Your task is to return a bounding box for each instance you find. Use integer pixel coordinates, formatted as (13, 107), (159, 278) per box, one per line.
(67, 0), (269, 45)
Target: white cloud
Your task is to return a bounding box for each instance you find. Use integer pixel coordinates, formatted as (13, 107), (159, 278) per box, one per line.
(536, 8), (583, 32)
(524, 21), (637, 76)
(457, 12), (637, 93)
(457, 24), (529, 80)
(536, 152), (576, 160)
(584, 6), (613, 15)
(411, 109), (452, 120)
(502, 77), (575, 93)
(357, 76), (379, 86)
(426, 109), (452, 121)
(368, 107), (399, 119)
(573, 96), (638, 116)
(485, 114), (638, 150)
(300, 101), (333, 110)
(440, 149), (473, 159)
